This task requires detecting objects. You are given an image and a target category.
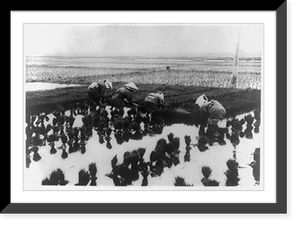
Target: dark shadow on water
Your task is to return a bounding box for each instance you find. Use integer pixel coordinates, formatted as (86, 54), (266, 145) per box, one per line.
(244, 125), (254, 139)
(106, 148), (148, 186)
(42, 168), (69, 186)
(29, 101), (261, 187)
(32, 151), (42, 162)
(89, 163), (98, 186)
(225, 159), (240, 186)
(250, 148), (260, 184)
(174, 176), (193, 186)
(201, 166), (220, 186)
(75, 169), (90, 186)
(149, 133), (182, 178)
(26, 100), (260, 154)
(184, 135), (191, 162)
(61, 149), (68, 159)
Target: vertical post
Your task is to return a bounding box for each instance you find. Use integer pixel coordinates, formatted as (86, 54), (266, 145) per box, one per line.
(231, 27), (241, 88)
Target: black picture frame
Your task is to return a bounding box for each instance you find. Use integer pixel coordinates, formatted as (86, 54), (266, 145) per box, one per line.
(5, 1), (287, 214)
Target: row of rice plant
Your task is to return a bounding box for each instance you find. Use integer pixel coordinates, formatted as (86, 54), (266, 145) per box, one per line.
(108, 70), (261, 89)
(170, 63), (261, 74)
(26, 65), (147, 81)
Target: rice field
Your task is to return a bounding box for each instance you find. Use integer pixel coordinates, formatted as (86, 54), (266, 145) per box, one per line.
(26, 56), (261, 89)
(25, 56), (262, 190)
(25, 103), (262, 189)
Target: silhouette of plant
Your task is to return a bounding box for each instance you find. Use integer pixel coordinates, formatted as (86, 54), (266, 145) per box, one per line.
(174, 176), (193, 186)
(225, 159), (240, 186)
(42, 169), (69, 186)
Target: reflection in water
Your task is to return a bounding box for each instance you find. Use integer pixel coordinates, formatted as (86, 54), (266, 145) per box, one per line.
(225, 159), (240, 186)
(184, 135), (191, 162)
(41, 168), (69, 186)
(75, 169), (91, 186)
(106, 148), (147, 186)
(174, 176), (193, 186)
(89, 163), (98, 186)
(201, 166), (219, 186)
(250, 148), (260, 185)
(25, 103), (262, 189)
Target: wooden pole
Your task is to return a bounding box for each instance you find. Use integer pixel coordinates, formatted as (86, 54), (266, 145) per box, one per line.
(231, 28), (241, 88)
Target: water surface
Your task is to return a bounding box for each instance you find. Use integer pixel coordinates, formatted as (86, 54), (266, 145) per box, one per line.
(25, 82), (83, 92)
(25, 108), (262, 190)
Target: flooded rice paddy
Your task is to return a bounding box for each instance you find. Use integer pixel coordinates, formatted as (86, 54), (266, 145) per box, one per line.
(25, 102), (262, 190)
(25, 82), (83, 92)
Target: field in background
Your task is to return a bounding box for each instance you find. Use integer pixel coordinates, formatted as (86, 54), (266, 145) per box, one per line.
(26, 56), (261, 89)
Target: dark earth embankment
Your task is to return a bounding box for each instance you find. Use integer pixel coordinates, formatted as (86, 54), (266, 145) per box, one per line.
(26, 82), (261, 125)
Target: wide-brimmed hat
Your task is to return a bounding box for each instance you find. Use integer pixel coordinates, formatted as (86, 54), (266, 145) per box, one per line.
(125, 82), (139, 91)
(104, 80), (113, 90)
(195, 94), (208, 107)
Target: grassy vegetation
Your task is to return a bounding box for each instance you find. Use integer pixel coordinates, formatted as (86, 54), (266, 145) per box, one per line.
(26, 56), (261, 89)
(26, 80), (260, 117)
(27, 67), (261, 89)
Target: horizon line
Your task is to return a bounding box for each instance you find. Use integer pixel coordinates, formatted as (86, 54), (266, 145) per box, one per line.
(26, 52), (262, 58)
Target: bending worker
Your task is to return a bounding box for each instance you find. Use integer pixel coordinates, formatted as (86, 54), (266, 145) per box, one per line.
(88, 79), (112, 106)
(195, 94), (226, 137)
(143, 91), (164, 113)
(111, 82), (139, 109)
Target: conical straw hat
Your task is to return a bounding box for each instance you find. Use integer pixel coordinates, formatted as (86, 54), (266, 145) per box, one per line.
(125, 82), (139, 91)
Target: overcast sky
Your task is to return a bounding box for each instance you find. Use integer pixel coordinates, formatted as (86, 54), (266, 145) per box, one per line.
(24, 24), (263, 57)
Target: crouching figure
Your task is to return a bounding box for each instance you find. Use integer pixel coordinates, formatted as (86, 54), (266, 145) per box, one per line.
(88, 80), (112, 107)
(195, 94), (226, 140)
(143, 91), (164, 113)
(111, 82), (139, 110)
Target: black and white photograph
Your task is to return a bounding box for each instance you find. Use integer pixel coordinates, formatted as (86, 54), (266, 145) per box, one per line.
(24, 23), (263, 190)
